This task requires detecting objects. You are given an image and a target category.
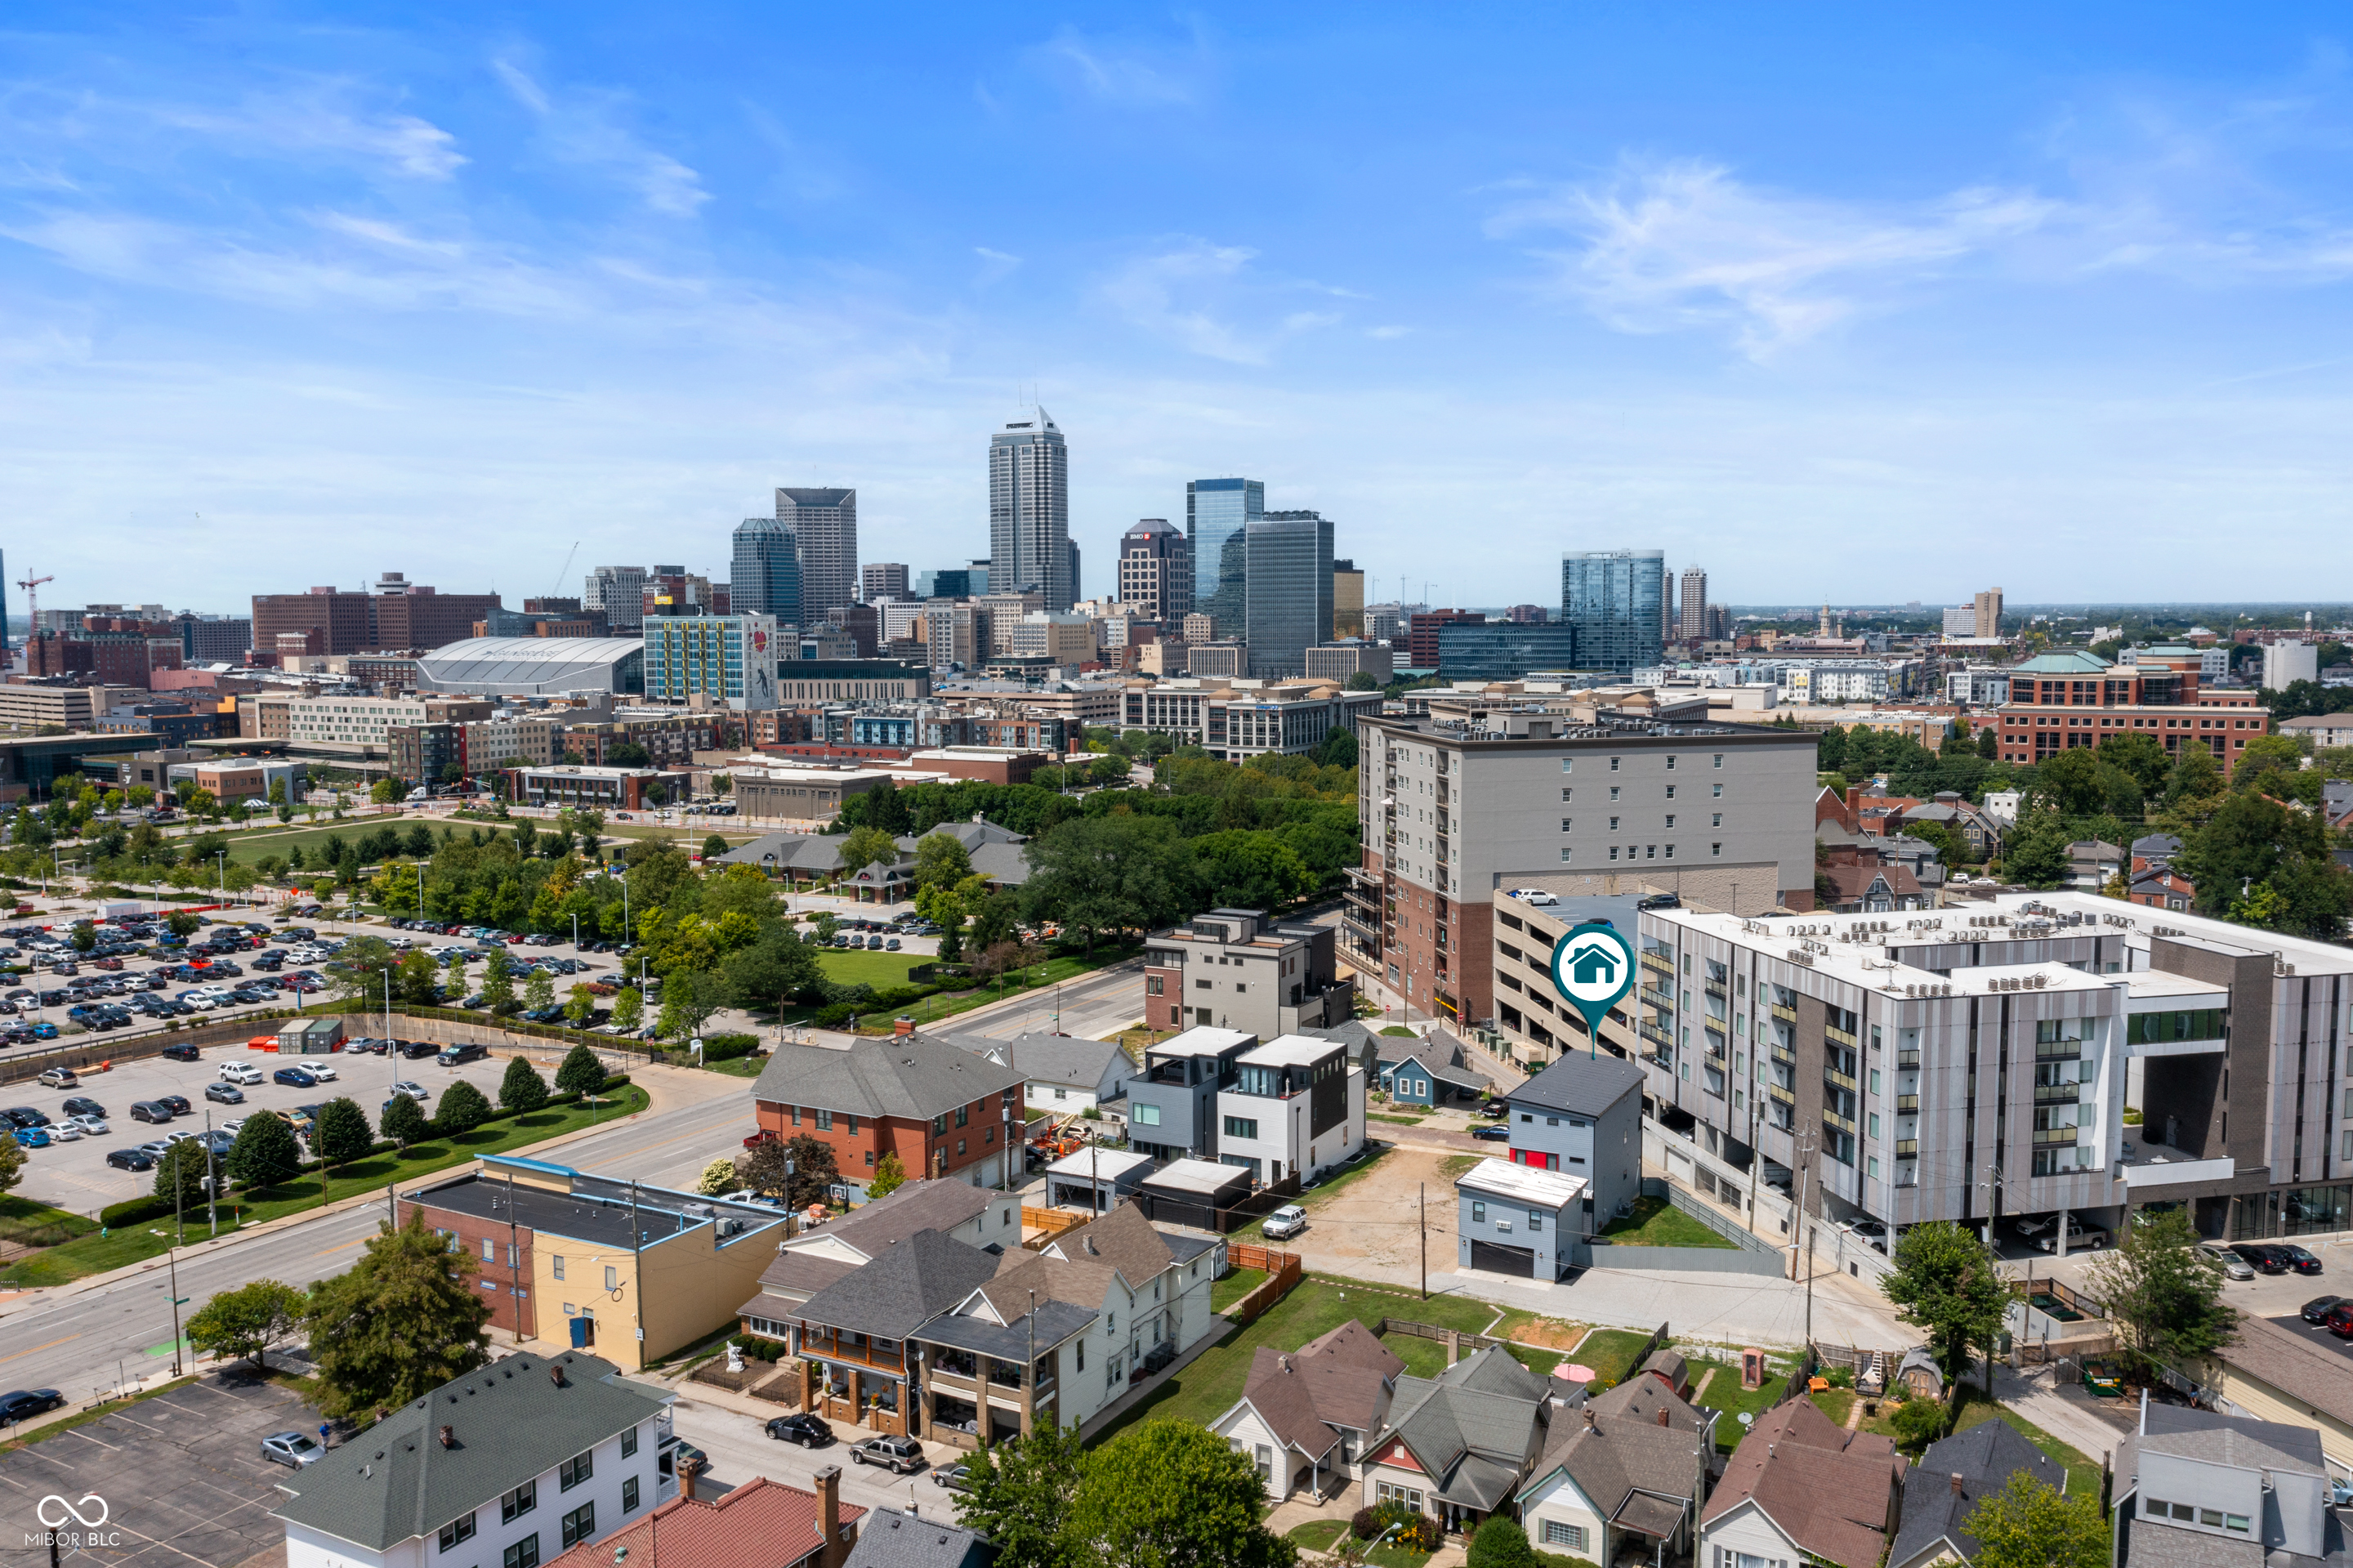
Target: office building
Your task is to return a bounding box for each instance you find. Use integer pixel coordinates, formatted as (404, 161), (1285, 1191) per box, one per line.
(913, 567), (971, 600)
(730, 516), (804, 628)
(2264, 640), (2320, 690)
(778, 487), (857, 623)
(641, 614), (784, 710)
(1436, 621), (1578, 681)
(861, 562), (909, 602)
(1972, 587), (2004, 638)
(584, 565), (648, 632)
(989, 409), (1073, 611)
(1333, 558), (1365, 639)
(1940, 606), (1977, 638)
(1243, 510), (1334, 679)
(1676, 565), (1708, 642)
(1407, 609), (1482, 669)
(1186, 477), (1263, 641)
(1994, 650), (2266, 774)
(1117, 518), (1192, 623)
(1118, 679), (1382, 762)
(172, 613), (252, 663)
(999, 611), (1096, 667)
(1560, 550), (1667, 676)
(365, 572), (502, 651)
(1186, 642), (1247, 677)
(1354, 699), (1817, 1026)
(643, 566), (724, 619)
(1306, 640), (1394, 686)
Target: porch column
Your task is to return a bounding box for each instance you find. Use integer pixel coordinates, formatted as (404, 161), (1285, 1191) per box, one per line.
(2057, 1205), (2069, 1260)
(976, 1358), (992, 1450)
(846, 1366), (863, 1423)
(798, 1356), (815, 1411)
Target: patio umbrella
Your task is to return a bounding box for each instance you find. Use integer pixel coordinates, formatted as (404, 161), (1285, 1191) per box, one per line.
(1556, 1364), (1596, 1382)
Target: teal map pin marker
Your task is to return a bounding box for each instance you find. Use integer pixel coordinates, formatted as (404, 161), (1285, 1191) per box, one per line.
(1549, 919), (1635, 1056)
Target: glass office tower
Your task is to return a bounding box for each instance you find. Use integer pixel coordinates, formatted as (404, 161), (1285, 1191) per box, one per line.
(1186, 477), (1263, 641)
(1559, 549), (1667, 674)
(1243, 510), (1333, 679)
(989, 410), (1073, 611)
(731, 517), (803, 628)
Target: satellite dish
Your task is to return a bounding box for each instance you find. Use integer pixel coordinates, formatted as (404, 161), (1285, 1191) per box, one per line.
(1738, 1411), (1756, 1427)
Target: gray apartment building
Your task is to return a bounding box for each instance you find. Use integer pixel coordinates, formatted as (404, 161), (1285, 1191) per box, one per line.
(1127, 1025), (1258, 1164)
(1614, 891), (2352, 1248)
(1347, 695), (1816, 1031)
(1142, 907), (1356, 1038)
(1502, 1049), (1645, 1226)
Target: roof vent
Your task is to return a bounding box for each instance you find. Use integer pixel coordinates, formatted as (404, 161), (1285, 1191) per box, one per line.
(551, 1362), (567, 1387)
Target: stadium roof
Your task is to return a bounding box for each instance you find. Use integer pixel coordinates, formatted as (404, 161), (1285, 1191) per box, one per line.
(413, 637), (644, 696)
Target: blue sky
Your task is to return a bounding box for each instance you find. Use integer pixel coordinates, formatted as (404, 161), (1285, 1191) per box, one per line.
(7, 4), (2353, 614)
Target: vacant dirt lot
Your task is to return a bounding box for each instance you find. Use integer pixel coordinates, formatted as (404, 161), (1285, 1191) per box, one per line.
(1286, 1144), (1464, 1282)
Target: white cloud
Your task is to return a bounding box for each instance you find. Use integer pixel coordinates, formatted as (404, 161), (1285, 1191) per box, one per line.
(1030, 24), (1209, 106)
(493, 59), (708, 216)
(1099, 240), (1266, 362)
(1493, 158), (2058, 357)
(973, 246), (1022, 288)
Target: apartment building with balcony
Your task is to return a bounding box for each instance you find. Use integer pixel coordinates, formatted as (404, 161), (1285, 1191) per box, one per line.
(748, 1032), (1027, 1194)
(1353, 699), (1815, 1027)
(1141, 907), (1355, 1038)
(1124, 1025), (1258, 1164)
(1212, 1034), (1364, 1186)
(1623, 891), (2353, 1248)
(1994, 650), (2269, 774)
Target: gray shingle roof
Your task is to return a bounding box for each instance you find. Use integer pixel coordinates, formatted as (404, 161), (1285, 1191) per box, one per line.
(1376, 1346), (1551, 1510)
(1230, 1320), (1404, 1460)
(842, 1507), (996, 1568)
(750, 1033), (1025, 1122)
(793, 1228), (1002, 1340)
(714, 833), (849, 873)
(1510, 1050), (1643, 1119)
(272, 1353), (666, 1551)
(2136, 1405), (2325, 1476)
(1890, 1419), (2063, 1568)
(743, 1179), (1002, 1311)
(953, 1031), (1131, 1092)
(1524, 1405), (1708, 1530)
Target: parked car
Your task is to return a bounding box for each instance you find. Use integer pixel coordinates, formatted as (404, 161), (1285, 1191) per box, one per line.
(160, 1042), (200, 1062)
(2203, 1245), (2256, 1281)
(11, 1127), (50, 1149)
(1471, 1124), (1511, 1141)
(105, 1147), (152, 1170)
(2031, 1220), (2108, 1253)
(203, 1083), (245, 1105)
(2327, 1302), (2353, 1340)
(765, 1413), (833, 1448)
(2231, 1243), (2293, 1275)
(437, 1043), (489, 1065)
(261, 1430), (325, 1467)
(65, 1115), (107, 1136)
(158, 1094), (192, 1115)
(1848, 1217), (1889, 1252)
(2299, 1295), (2342, 1324)
(35, 1066), (76, 1089)
(220, 1062), (266, 1085)
(932, 1463), (974, 1492)
(128, 1101), (176, 1124)
(398, 1040), (439, 1060)
(848, 1435), (926, 1474)
(391, 1081), (430, 1101)
(1261, 1204), (1308, 1240)
(0, 1389), (65, 1426)
(273, 1067), (319, 1088)
(2277, 1243), (2324, 1275)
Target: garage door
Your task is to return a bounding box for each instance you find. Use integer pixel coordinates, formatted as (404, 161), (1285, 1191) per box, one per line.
(1469, 1239), (1538, 1276)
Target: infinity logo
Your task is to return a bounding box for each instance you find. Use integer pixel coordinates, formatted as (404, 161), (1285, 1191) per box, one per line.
(38, 1494), (109, 1528)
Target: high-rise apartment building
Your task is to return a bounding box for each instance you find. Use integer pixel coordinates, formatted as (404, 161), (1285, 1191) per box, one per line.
(1243, 510), (1333, 679)
(641, 614), (784, 710)
(1677, 565), (1709, 642)
(1973, 587), (2005, 639)
(777, 488), (857, 622)
(1185, 477), (1263, 641)
(731, 516), (804, 628)
(1333, 558), (1365, 639)
(989, 410), (1073, 611)
(583, 565), (648, 632)
(1560, 550), (1667, 675)
(252, 575), (498, 656)
(174, 613), (252, 662)
(1116, 519), (1191, 622)
(861, 562), (909, 602)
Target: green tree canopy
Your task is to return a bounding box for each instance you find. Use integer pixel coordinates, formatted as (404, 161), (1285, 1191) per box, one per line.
(304, 1210), (492, 1419)
(2085, 1207), (2236, 1367)
(1066, 1418), (1298, 1568)
(1881, 1221), (2007, 1385)
(913, 830), (975, 894)
(838, 824), (900, 876)
(313, 1097), (375, 1166)
(498, 1056), (550, 1115)
(556, 1043), (607, 1097)
(186, 1279), (306, 1371)
(153, 1138), (212, 1213)
(380, 1092), (431, 1147)
(1963, 1472), (2109, 1568)
(1018, 814), (1188, 949)
(609, 985), (645, 1034)
(868, 1150), (908, 1199)
(1465, 1517), (1534, 1568)
(436, 1080), (493, 1136)
(227, 1111), (303, 1189)
(960, 1422), (1088, 1568)
(720, 935), (821, 1018)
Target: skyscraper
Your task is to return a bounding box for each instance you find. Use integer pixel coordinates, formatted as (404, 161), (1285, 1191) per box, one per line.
(776, 488), (857, 623)
(861, 563), (909, 602)
(1117, 519), (1192, 622)
(731, 517), (803, 628)
(1559, 550), (1667, 675)
(1332, 558), (1365, 639)
(1243, 510), (1333, 679)
(584, 565), (647, 632)
(1185, 477), (1263, 641)
(1677, 565), (1708, 642)
(989, 410), (1073, 611)
(1973, 587), (2005, 639)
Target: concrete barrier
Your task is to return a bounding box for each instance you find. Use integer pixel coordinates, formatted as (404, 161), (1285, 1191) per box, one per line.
(1586, 1241), (1788, 1276)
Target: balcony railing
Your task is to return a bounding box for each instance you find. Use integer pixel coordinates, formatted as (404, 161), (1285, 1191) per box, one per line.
(1639, 1019), (1673, 1049)
(1770, 1044), (1796, 1068)
(1640, 984), (1675, 1009)
(2035, 1040), (2082, 1061)
(2033, 1126), (2079, 1146)
(1824, 1067), (1856, 1092)
(1895, 1094), (1920, 1113)
(1770, 1003), (1797, 1023)
(1826, 1025), (1858, 1048)
(1767, 1083), (1794, 1106)
(1823, 1108), (1857, 1133)
(1641, 949), (1674, 975)
(2034, 1082), (2083, 1104)
(1895, 1139), (1919, 1158)
(1897, 1050), (1921, 1069)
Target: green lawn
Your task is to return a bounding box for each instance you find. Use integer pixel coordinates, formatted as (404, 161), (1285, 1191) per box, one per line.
(1212, 1266), (1268, 1314)
(1379, 1025), (1418, 1037)
(1951, 1387), (2104, 1501)
(1285, 1521), (1430, 1568)
(1569, 1327), (1655, 1387)
(1368, 1111), (1426, 1125)
(0, 1084), (650, 1286)
(1688, 1357), (1789, 1452)
(815, 949), (926, 987)
(212, 815), (443, 866)
(1595, 1195), (1736, 1249)
(0, 1195), (98, 1247)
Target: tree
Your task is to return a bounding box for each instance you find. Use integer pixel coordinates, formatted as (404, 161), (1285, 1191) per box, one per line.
(304, 1210), (492, 1420)
(2002, 829), (2069, 889)
(695, 1157), (739, 1195)
(610, 985), (644, 1034)
(701, 833), (730, 860)
(1067, 1418), (1298, 1568)
(482, 947), (516, 1013)
(720, 936), (821, 1020)
(565, 983), (596, 1025)
(370, 779), (400, 806)
(313, 1097), (375, 1167)
(154, 1139), (212, 1213)
(1465, 1517), (1534, 1568)
(523, 967), (556, 1012)
(556, 1042), (607, 1097)
(1881, 1221), (2007, 1386)
(839, 824), (900, 877)
(69, 921), (96, 954)
(658, 969), (726, 1039)
(2085, 1207), (2235, 1368)
(1343, 671), (1380, 690)
(498, 1056), (551, 1115)
(185, 1280), (306, 1371)
(961, 1421), (1089, 1568)
(380, 1091), (431, 1147)
(868, 1150), (908, 1199)
(1018, 815), (1186, 948)
(936, 913), (965, 964)
(913, 830), (975, 895)
(436, 1080), (492, 1136)
(166, 909), (202, 938)
(742, 1132), (838, 1207)
(1891, 1393), (1947, 1454)
(1963, 1473), (2109, 1568)
(0, 1128), (23, 1197)
(227, 1111), (303, 1190)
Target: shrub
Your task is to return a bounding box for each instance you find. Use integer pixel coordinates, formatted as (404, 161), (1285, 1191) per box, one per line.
(1826, 1365), (1855, 1389)
(813, 1003), (855, 1027)
(700, 1032), (759, 1063)
(100, 1195), (177, 1229)
(1892, 1393), (1948, 1452)
(1350, 1508), (1382, 1541)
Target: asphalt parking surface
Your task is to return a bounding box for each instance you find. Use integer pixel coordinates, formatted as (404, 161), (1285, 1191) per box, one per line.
(0, 1368), (321, 1568)
(6, 1046), (527, 1216)
(2264, 1310), (2353, 1360)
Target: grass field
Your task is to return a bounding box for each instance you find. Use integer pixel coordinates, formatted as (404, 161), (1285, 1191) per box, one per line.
(1286, 1521), (1429, 1568)
(815, 949), (926, 988)
(1595, 1195), (1737, 1249)
(1212, 1266), (1268, 1313)
(0, 1083), (650, 1286)
(0, 1195), (98, 1247)
(1569, 1327), (1656, 1386)
(1690, 1356), (1790, 1451)
(215, 815), (444, 867)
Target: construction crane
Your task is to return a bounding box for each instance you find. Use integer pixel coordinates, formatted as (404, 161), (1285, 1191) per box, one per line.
(548, 541), (579, 602)
(16, 570), (52, 631)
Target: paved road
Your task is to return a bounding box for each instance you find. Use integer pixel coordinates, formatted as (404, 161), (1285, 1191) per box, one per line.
(0, 1063), (753, 1405)
(935, 958), (1145, 1045)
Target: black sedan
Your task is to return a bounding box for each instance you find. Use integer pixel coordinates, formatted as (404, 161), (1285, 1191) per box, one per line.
(105, 1148), (155, 1171)
(0, 1389), (64, 1426)
(2301, 1295), (2343, 1325)
(158, 1094), (192, 1116)
(161, 1042), (201, 1062)
(2231, 1243), (2292, 1275)
(765, 1413), (834, 1448)
(1471, 1124), (1512, 1141)
(2277, 1244), (2324, 1275)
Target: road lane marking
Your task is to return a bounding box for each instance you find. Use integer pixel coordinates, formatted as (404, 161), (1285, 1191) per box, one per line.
(0, 1334), (79, 1365)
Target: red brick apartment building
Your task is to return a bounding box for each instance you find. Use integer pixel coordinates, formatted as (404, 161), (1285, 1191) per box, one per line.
(1994, 650), (2267, 773)
(748, 1029), (1026, 1191)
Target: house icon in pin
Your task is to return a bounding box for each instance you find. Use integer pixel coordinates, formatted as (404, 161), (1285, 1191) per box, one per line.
(1570, 947), (1619, 986)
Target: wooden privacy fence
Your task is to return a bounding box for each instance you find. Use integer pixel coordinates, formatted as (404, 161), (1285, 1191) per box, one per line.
(1230, 1245), (1302, 1324)
(1021, 1206), (1088, 1249)
(1376, 1318), (1507, 1358)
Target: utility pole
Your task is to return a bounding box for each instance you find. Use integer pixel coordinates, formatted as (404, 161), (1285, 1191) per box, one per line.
(1418, 1183), (1427, 1300)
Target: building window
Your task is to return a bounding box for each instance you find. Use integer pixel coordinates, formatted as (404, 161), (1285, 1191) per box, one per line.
(1543, 1522), (1587, 1552)
(560, 1451), (594, 1491)
(439, 1515), (477, 1552)
(1712, 843), (1722, 856)
(622, 1428), (638, 1459)
(551, 1255), (565, 1280)
(1712, 782), (1723, 795)
(623, 1477), (641, 1514)
(1135, 1104), (1160, 1126)
(1471, 1201), (1486, 1223)
(1561, 759), (1573, 773)
(502, 1481), (538, 1523)
(814, 1108), (833, 1131)
(560, 1504), (596, 1551)
(1528, 1211), (1543, 1232)
(504, 1538), (541, 1568)
(1610, 757), (1619, 771)
(604, 1265), (618, 1290)
(1224, 1116), (1258, 1139)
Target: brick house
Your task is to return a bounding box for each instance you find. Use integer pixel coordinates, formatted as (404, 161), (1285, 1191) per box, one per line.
(748, 1030), (1027, 1194)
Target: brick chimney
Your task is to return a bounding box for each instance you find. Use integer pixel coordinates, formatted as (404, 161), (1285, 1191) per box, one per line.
(679, 1457), (702, 1502)
(895, 1016), (915, 1037)
(1657, 1407), (1668, 1427)
(814, 1464), (848, 1568)
(1950, 1473), (1966, 1498)
(439, 1425), (454, 1448)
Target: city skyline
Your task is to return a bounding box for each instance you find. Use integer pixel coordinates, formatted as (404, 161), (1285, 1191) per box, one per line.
(9, 7), (2353, 608)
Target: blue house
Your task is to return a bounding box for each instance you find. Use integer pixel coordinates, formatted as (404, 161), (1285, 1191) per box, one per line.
(1375, 1026), (1492, 1107)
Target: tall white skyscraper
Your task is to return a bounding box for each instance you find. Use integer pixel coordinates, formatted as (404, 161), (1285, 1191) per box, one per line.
(989, 409), (1073, 612)
(1677, 565), (1708, 642)
(583, 565), (647, 632)
(775, 488), (857, 624)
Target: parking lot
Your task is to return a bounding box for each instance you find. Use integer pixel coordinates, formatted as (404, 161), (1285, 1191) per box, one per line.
(5, 1043), (525, 1215)
(0, 1367), (322, 1568)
